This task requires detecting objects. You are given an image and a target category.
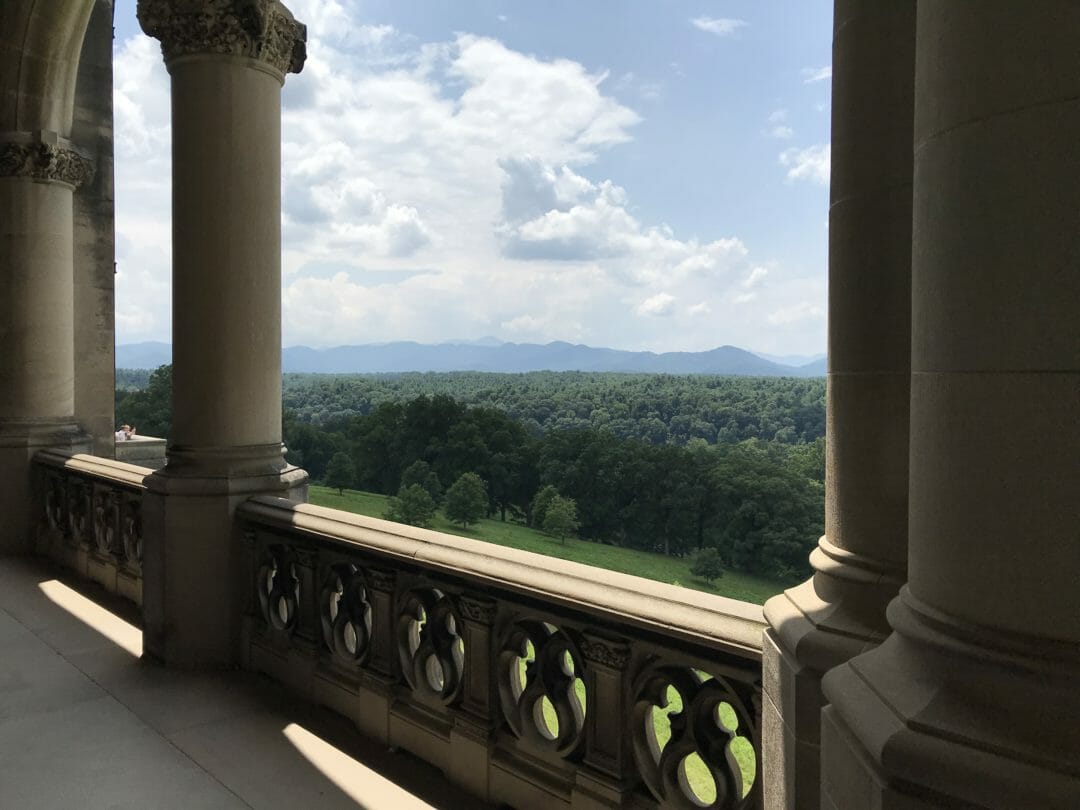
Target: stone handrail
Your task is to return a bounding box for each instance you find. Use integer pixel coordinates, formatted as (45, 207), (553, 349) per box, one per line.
(239, 496), (765, 809)
(34, 450), (150, 604)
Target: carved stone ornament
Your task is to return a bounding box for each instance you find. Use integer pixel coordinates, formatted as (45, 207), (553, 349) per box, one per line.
(0, 141), (94, 188)
(579, 635), (631, 671)
(138, 0), (307, 77)
(457, 595), (496, 625)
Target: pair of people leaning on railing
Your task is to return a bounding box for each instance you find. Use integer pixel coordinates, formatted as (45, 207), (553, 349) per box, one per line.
(114, 424), (137, 442)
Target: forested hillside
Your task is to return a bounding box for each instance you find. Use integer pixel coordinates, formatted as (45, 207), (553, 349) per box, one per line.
(116, 367), (825, 583)
(281, 371), (825, 445)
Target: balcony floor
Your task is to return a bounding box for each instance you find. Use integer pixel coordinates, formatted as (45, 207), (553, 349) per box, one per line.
(0, 556), (483, 810)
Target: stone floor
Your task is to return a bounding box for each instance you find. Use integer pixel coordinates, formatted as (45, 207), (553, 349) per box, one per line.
(0, 556), (484, 809)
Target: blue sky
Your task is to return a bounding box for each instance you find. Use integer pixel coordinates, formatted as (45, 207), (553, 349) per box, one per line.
(113, 1), (832, 354)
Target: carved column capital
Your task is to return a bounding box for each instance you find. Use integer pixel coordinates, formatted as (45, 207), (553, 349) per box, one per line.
(0, 133), (94, 188)
(137, 0), (307, 78)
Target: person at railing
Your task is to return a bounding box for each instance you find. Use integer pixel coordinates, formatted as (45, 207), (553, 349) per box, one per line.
(114, 424), (137, 442)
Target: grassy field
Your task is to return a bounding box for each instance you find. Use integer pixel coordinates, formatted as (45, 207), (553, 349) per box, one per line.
(308, 485), (784, 605)
(311, 484), (764, 798)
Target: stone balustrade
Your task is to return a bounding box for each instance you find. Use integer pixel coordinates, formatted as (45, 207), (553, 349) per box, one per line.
(34, 450), (149, 605)
(239, 496), (765, 809)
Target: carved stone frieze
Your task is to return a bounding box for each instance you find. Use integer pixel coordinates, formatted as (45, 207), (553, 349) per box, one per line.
(457, 594), (496, 625)
(138, 0), (307, 77)
(0, 141), (95, 188)
(580, 635), (631, 671)
(365, 568), (396, 593)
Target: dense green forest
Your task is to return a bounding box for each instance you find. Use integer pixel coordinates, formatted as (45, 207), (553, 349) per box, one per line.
(279, 371), (825, 445)
(116, 366), (825, 582)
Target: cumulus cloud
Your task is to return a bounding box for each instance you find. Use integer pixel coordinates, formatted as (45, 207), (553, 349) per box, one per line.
(691, 17), (747, 36)
(637, 293), (677, 317)
(111, 3), (825, 354)
(780, 144), (831, 186)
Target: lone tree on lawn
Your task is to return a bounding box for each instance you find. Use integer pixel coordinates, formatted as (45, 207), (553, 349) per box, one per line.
(529, 484), (559, 528)
(384, 484), (437, 528)
(443, 472), (488, 529)
(542, 495), (579, 543)
(324, 452), (355, 495)
(690, 547), (725, 586)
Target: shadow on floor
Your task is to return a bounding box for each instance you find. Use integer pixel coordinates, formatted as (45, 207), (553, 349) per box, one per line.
(0, 555), (489, 810)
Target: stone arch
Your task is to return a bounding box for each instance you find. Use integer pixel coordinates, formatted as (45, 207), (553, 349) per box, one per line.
(1, 0), (96, 136)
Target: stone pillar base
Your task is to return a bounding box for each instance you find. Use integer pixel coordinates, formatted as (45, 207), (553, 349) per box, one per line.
(0, 420), (91, 554)
(821, 590), (1080, 809)
(762, 539), (902, 810)
(142, 456), (307, 667)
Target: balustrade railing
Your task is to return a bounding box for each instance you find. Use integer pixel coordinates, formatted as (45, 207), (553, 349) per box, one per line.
(34, 450), (149, 605)
(239, 496), (765, 810)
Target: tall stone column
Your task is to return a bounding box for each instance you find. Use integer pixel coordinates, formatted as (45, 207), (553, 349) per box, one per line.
(0, 134), (96, 552)
(761, 3), (915, 807)
(138, 0), (308, 666)
(820, 3), (1080, 808)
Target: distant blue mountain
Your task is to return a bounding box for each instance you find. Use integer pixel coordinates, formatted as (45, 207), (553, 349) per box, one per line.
(115, 341), (172, 369)
(116, 340), (826, 377)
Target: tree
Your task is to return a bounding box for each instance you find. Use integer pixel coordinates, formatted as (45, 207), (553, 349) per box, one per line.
(690, 548), (725, 586)
(542, 496), (579, 543)
(401, 459), (443, 502)
(324, 452), (355, 495)
(529, 484), (559, 528)
(384, 484), (436, 528)
(443, 472), (487, 529)
(115, 364), (173, 439)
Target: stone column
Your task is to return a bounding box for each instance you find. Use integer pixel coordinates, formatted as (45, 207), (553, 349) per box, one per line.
(761, 3), (915, 808)
(137, 0), (308, 666)
(0, 1), (97, 553)
(0, 134), (95, 552)
(820, 3), (1080, 807)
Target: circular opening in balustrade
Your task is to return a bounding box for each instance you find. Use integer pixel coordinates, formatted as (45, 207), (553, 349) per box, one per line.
(425, 655), (445, 692)
(265, 567), (275, 596)
(533, 695), (559, 741)
(715, 701), (738, 732)
(344, 621), (358, 655)
(560, 649), (575, 677)
(328, 577), (343, 622)
(409, 606), (427, 657)
(453, 635), (465, 673)
(679, 753), (716, 807)
(645, 684), (682, 762)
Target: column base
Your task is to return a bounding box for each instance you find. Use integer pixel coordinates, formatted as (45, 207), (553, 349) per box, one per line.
(821, 588), (1080, 809)
(142, 453), (308, 667)
(762, 536), (904, 810)
(0, 419), (91, 554)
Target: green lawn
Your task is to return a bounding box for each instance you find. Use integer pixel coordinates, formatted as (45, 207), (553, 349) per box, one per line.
(308, 486), (784, 605)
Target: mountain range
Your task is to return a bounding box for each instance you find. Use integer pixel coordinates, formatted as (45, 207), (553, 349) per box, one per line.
(115, 340), (826, 377)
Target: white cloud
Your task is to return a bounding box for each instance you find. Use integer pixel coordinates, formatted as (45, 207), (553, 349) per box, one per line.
(767, 125), (794, 139)
(767, 109), (787, 124)
(802, 65), (832, 83)
(691, 17), (747, 36)
(768, 301), (824, 325)
(688, 302), (711, 317)
(780, 144), (831, 186)
(742, 266), (769, 288)
(112, 4), (826, 355)
(637, 293), (676, 317)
